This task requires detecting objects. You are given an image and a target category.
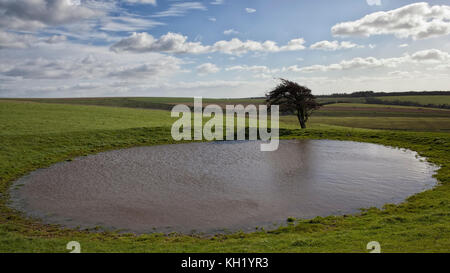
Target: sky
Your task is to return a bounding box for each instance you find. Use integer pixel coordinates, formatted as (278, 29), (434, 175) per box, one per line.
(0, 0), (450, 98)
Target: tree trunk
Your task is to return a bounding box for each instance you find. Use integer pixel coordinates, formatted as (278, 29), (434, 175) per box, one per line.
(297, 111), (306, 129)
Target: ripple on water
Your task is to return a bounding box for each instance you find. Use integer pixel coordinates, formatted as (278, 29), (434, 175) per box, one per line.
(9, 140), (438, 234)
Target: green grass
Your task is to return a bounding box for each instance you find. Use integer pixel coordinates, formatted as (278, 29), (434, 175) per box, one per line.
(377, 95), (450, 105)
(0, 99), (449, 252)
(0, 100), (176, 135)
(309, 117), (450, 132)
(322, 103), (449, 110)
(5, 97), (266, 112)
(316, 97), (367, 104)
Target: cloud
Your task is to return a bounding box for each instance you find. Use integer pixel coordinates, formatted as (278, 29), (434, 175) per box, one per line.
(245, 8), (256, 13)
(295, 57), (400, 72)
(280, 38), (306, 51)
(196, 63), (219, 75)
(410, 48), (450, 62)
(111, 32), (209, 54)
(224, 29), (239, 35)
(1, 43), (183, 80)
(208, 17), (217, 22)
(124, 0), (157, 5)
(225, 65), (277, 74)
(291, 49), (450, 72)
(111, 32), (306, 55)
(3, 57), (85, 79)
(0, 31), (35, 49)
(210, 37), (306, 55)
(211, 39), (279, 55)
(0, 0), (100, 30)
(331, 2), (450, 39)
(398, 43), (409, 48)
(0, 32), (67, 50)
(212, 38), (305, 55)
(388, 70), (412, 77)
(310, 40), (363, 51)
(43, 35), (67, 44)
(152, 2), (206, 17)
(210, 0), (224, 5)
(99, 16), (164, 32)
(366, 0), (381, 6)
(2, 57), (177, 79)
(0, 40), (194, 97)
(109, 59), (181, 79)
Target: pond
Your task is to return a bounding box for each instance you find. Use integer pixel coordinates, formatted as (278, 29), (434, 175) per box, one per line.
(10, 140), (437, 234)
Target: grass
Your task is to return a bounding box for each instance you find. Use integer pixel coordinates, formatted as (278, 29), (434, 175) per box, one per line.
(309, 117), (450, 132)
(0, 99), (449, 252)
(4, 97), (266, 112)
(316, 97), (367, 104)
(0, 100), (176, 135)
(377, 95), (450, 105)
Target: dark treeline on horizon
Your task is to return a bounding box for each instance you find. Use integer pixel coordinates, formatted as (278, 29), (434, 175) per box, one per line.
(251, 91), (450, 100)
(317, 91), (450, 98)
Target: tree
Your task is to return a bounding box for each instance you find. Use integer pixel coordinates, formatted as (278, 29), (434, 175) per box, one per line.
(266, 78), (320, 129)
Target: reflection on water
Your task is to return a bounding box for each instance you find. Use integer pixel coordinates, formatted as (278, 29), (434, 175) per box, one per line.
(10, 140), (437, 233)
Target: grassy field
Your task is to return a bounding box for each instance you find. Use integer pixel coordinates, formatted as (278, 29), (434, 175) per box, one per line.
(316, 97), (367, 104)
(6, 97), (266, 111)
(0, 99), (449, 252)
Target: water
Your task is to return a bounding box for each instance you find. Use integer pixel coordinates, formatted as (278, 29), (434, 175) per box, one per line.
(9, 140), (437, 234)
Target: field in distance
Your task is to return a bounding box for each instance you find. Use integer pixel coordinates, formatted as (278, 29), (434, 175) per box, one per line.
(5, 96), (450, 132)
(0, 98), (449, 252)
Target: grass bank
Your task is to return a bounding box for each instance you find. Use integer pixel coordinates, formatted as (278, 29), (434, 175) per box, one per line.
(0, 100), (449, 252)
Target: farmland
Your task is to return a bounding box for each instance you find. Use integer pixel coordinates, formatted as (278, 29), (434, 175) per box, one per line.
(0, 98), (449, 252)
(376, 95), (450, 105)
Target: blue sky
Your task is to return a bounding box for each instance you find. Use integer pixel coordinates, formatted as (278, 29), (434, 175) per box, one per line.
(1, 0), (450, 97)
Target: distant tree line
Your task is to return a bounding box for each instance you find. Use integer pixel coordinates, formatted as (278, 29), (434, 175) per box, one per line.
(317, 91), (450, 98)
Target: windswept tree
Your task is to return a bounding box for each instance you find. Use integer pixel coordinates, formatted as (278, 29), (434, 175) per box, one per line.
(266, 79), (320, 129)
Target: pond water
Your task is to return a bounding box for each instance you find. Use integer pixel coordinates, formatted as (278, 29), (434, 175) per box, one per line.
(10, 140), (437, 234)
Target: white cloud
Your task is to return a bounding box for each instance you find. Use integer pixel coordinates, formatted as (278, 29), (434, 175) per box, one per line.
(388, 70), (414, 78)
(99, 16), (164, 32)
(0, 42), (184, 81)
(111, 32), (306, 55)
(110, 32), (209, 54)
(280, 38), (306, 51)
(0, 32), (67, 49)
(0, 31), (36, 49)
(125, 0), (157, 5)
(210, 0), (224, 5)
(310, 40), (363, 51)
(398, 43), (409, 48)
(245, 8), (256, 13)
(208, 17), (217, 22)
(410, 48), (450, 62)
(212, 38), (305, 55)
(3, 57), (88, 79)
(109, 60), (181, 79)
(366, 0), (381, 6)
(225, 65), (278, 74)
(292, 49), (450, 72)
(224, 29), (239, 35)
(152, 2), (206, 17)
(332, 2), (450, 40)
(0, 0), (100, 30)
(196, 63), (220, 75)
